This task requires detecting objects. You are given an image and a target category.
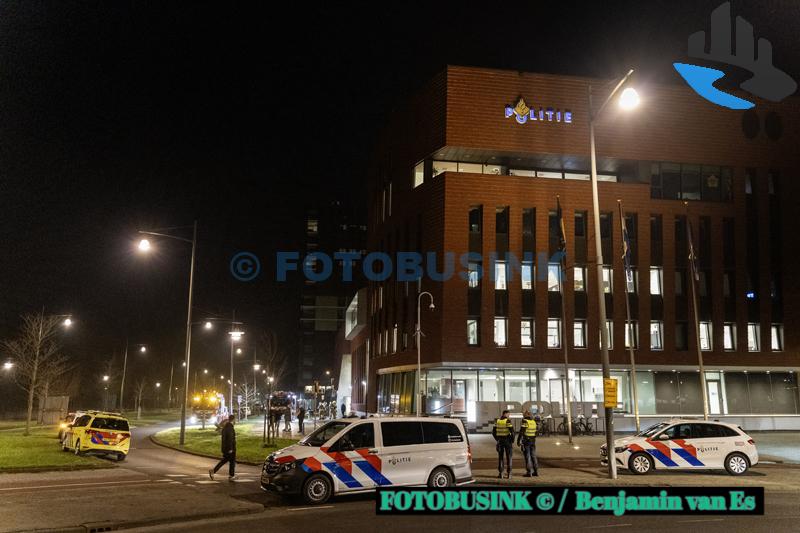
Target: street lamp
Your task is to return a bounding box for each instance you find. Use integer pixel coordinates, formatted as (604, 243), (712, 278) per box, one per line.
(415, 291), (435, 416)
(228, 327), (244, 414)
(236, 348), (242, 355)
(204, 321), (213, 330)
(119, 341), (148, 412)
(137, 221), (198, 446)
(2, 361), (13, 371)
(103, 375), (110, 382)
(588, 69), (639, 480)
(63, 318), (73, 327)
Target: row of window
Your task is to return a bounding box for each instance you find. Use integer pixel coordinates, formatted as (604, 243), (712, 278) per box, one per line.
(413, 160), (618, 188)
(650, 163), (733, 202)
(465, 318), (784, 352)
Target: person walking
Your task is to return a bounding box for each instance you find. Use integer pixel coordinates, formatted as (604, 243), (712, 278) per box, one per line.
(340, 402), (346, 418)
(208, 415), (236, 481)
(297, 406), (306, 434)
(492, 410), (515, 479)
(517, 410), (539, 477)
(283, 408), (291, 432)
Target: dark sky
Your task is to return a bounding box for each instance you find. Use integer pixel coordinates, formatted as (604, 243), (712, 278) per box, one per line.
(1, 1), (798, 391)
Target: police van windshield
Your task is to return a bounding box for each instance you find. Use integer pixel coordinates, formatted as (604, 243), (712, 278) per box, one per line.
(637, 422), (669, 437)
(300, 421), (351, 447)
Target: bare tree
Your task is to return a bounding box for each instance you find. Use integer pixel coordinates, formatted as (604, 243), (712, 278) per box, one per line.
(2, 313), (70, 435)
(236, 379), (257, 420)
(134, 379), (147, 420)
(37, 355), (73, 424)
(257, 329), (290, 389)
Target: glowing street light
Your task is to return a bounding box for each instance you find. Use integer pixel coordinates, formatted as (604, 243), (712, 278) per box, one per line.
(618, 87), (641, 110)
(3, 362), (13, 370)
(63, 318), (73, 327)
(139, 346), (147, 353)
(204, 321), (213, 330)
(253, 364), (261, 371)
(236, 348), (242, 355)
(103, 375), (110, 382)
(138, 239), (151, 252)
(203, 369), (208, 374)
(155, 382), (161, 388)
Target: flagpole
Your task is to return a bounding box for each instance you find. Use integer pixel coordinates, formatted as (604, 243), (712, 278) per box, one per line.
(685, 202), (710, 421)
(618, 200), (640, 433)
(557, 196), (574, 444)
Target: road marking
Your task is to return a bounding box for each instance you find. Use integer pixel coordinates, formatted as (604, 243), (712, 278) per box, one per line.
(232, 478), (254, 483)
(0, 479), (152, 492)
(287, 505), (335, 512)
(585, 525), (633, 529)
(195, 480), (219, 484)
(677, 519), (725, 523)
(165, 474), (189, 477)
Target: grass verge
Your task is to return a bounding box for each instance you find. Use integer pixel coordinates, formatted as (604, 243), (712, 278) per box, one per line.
(153, 420), (298, 464)
(0, 426), (113, 472)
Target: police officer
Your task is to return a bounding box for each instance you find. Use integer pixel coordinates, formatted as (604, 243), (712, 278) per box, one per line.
(517, 410), (539, 477)
(492, 410), (515, 479)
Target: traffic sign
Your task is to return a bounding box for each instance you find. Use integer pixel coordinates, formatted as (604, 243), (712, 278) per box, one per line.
(603, 378), (618, 408)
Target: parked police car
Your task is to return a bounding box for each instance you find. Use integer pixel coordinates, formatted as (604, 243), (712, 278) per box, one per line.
(601, 419), (758, 475)
(261, 417), (473, 504)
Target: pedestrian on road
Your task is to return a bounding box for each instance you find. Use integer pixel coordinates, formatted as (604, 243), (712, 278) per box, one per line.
(492, 410), (514, 479)
(283, 408), (291, 432)
(297, 406), (306, 434)
(517, 410), (539, 477)
(209, 414), (236, 481)
(340, 402), (346, 418)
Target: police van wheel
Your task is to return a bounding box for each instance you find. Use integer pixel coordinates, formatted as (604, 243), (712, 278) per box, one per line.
(628, 452), (653, 475)
(428, 467), (454, 488)
(74, 440), (81, 456)
(302, 473), (332, 504)
(725, 453), (749, 476)
(116, 453), (126, 462)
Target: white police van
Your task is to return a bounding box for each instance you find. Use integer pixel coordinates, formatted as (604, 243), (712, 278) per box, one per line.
(261, 417), (473, 504)
(601, 419), (759, 475)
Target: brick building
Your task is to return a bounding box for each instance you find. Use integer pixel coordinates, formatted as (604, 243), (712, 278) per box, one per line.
(348, 65), (800, 431)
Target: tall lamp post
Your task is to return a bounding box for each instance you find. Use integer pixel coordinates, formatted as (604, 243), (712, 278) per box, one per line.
(415, 291), (435, 417)
(588, 69), (640, 479)
(138, 221), (197, 446)
(119, 341), (147, 412)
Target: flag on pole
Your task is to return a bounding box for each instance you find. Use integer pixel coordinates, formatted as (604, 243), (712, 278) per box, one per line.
(556, 196), (567, 260)
(619, 206), (633, 285)
(686, 220), (700, 282)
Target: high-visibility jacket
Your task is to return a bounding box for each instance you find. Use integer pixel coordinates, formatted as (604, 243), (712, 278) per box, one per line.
(494, 418), (513, 438)
(520, 418), (537, 438)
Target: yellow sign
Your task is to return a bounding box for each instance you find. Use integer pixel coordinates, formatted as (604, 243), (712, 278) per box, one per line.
(603, 378), (618, 408)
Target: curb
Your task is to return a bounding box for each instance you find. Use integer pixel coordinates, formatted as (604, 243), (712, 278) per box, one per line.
(148, 434), (263, 466)
(0, 463), (114, 474)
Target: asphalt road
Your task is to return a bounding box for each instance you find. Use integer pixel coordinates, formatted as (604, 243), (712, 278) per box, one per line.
(0, 422), (798, 532)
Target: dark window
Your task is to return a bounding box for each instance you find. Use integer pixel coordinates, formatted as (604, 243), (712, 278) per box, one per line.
(691, 423), (721, 438)
(74, 415), (92, 427)
(662, 423), (693, 439)
(675, 322), (688, 350)
(468, 206), (482, 234)
(718, 425), (740, 437)
(662, 163), (681, 199)
(681, 165), (701, 200)
(302, 421), (351, 447)
(496, 207), (509, 234)
(650, 163), (662, 199)
(600, 213), (612, 239)
(422, 422), (464, 443)
(574, 212), (586, 237)
(334, 423), (375, 451)
(650, 215), (663, 241)
(90, 417), (130, 431)
(381, 421), (424, 447)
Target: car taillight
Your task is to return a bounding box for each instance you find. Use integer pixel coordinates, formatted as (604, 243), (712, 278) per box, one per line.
(747, 439), (755, 445)
(467, 444), (472, 464)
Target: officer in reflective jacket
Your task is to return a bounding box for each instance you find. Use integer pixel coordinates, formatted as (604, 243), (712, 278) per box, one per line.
(492, 410), (515, 479)
(517, 410), (538, 477)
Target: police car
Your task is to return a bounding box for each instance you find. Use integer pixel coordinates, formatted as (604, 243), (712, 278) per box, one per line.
(601, 419), (758, 475)
(261, 417), (473, 504)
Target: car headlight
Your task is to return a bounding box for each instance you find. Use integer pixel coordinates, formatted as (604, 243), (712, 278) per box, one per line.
(278, 460), (299, 473)
(614, 446), (628, 453)
(60, 423), (67, 429)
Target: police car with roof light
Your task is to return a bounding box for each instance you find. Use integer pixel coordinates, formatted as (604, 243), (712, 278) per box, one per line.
(601, 419), (758, 475)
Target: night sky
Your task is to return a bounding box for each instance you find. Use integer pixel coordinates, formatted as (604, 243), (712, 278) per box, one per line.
(1, 1), (798, 404)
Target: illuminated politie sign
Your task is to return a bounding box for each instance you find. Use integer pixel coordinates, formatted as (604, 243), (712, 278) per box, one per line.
(505, 97), (572, 125)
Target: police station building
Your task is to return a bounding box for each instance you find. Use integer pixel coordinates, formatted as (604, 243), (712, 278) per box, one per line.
(339, 65), (800, 432)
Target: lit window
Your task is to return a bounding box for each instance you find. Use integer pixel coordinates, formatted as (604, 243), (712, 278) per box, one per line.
(392, 324), (398, 353)
(467, 319), (479, 346)
(495, 261), (507, 290)
(625, 321), (638, 348)
(723, 323), (736, 351)
(599, 320), (613, 350)
(699, 321), (712, 351)
(468, 263), (480, 289)
(432, 161), (457, 177)
(573, 320), (586, 348)
(650, 321), (663, 350)
(521, 320), (533, 347)
(602, 266), (613, 294)
(771, 324), (784, 351)
(494, 318), (508, 347)
(574, 267), (586, 291)
(413, 161), (424, 188)
(521, 262), (533, 290)
(547, 319), (561, 348)
(548, 263), (561, 292)
(625, 268), (638, 294)
(650, 267), (663, 295)
(457, 162), (482, 173)
(747, 323), (759, 352)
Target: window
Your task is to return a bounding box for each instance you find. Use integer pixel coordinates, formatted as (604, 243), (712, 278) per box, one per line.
(537, 170), (562, 179)
(392, 324), (398, 353)
(699, 321), (712, 351)
(602, 266), (613, 293)
(723, 272), (733, 297)
(681, 164), (701, 200)
(599, 320), (614, 349)
(690, 423), (722, 439)
(468, 263), (480, 288)
(698, 271), (710, 297)
(548, 263), (561, 292)
(547, 319), (561, 348)
(494, 318), (508, 347)
(521, 319), (533, 347)
(303, 421), (351, 447)
(494, 261), (507, 290)
(723, 323), (736, 351)
(413, 161), (425, 188)
(521, 262), (533, 290)
(334, 422), (375, 451)
(468, 206), (482, 233)
(422, 422), (463, 443)
(771, 324), (784, 351)
(74, 415), (92, 427)
(650, 267), (663, 295)
(662, 423), (693, 439)
(483, 164), (506, 175)
(573, 320), (587, 348)
(432, 161), (457, 177)
(625, 321), (638, 349)
(675, 270), (685, 296)
(675, 322), (688, 350)
(91, 417), (130, 431)
(458, 162), (482, 174)
(625, 268), (637, 293)
(574, 267), (586, 291)
(650, 321), (664, 350)
(467, 319), (479, 346)
(381, 422), (423, 447)
(747, 323), (760, 351)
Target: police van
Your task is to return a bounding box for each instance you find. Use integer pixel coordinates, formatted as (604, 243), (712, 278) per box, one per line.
(601, 419), (759, 475)
(261, 417), (473, 504)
